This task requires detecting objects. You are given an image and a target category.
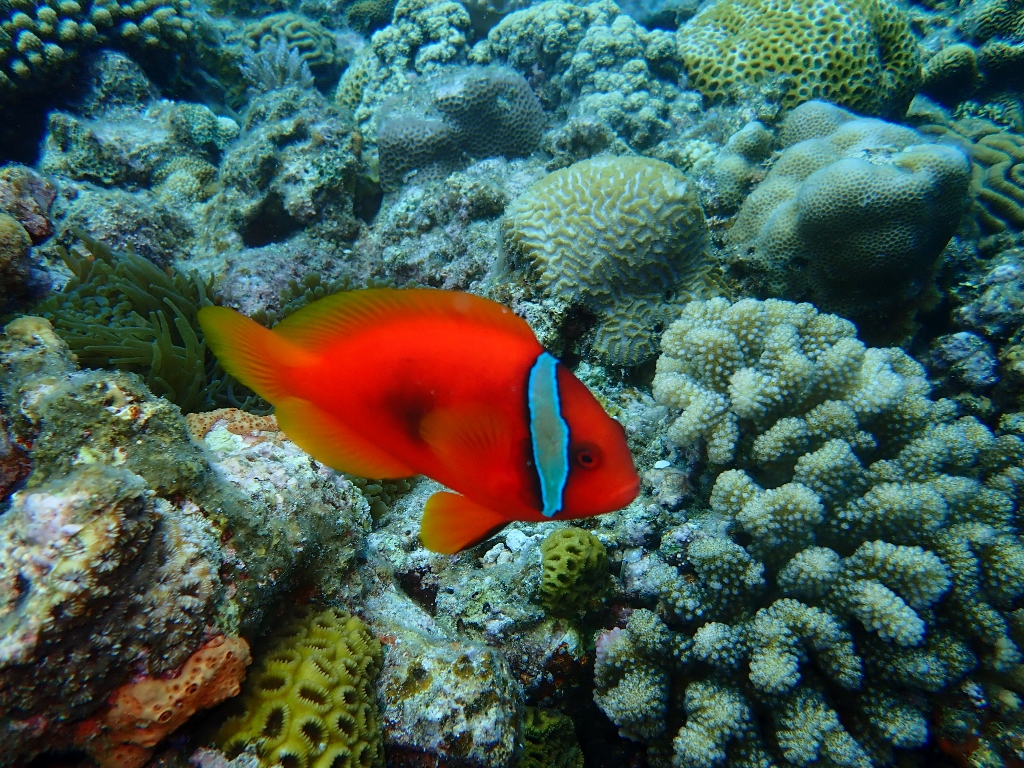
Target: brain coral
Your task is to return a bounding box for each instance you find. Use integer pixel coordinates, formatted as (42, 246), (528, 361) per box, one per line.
(729, 100), (971, 336)
(598, 296), (1024, 766)
(0, 0), (194, 98)
(503, 155), (709, 365)
(377, 65), (543, 190)
(675, 0), (921, 116)
(916, 114), (1024, 250)
(539, 527), (610, 615)
(218, 607), (384, 768)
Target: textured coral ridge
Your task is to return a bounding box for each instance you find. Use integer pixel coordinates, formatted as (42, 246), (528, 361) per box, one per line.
(539, 527), (610, 615)
(729, 100), (972, 328)
(503, 155), (709, 365)
(676, 0), (921, 116)
(603, 296), (1024, 765)
(218, 608), (384, 768)
(0, 0), (194, 96)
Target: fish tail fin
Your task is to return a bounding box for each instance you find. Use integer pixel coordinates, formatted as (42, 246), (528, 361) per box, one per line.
(198, 306), (318, 403)
(420, 491), (509, 554)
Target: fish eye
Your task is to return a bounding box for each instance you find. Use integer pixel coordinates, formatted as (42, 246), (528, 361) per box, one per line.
(574, 443), (602, 469)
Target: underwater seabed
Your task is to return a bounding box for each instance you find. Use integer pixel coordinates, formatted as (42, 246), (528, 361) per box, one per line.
(1, 0), (1024, 763)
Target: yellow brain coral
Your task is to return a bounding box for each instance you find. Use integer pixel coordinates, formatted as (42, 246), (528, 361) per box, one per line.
(218, 608), (384, 768)
(503, 155), (708, 365)
(675, 0), (921, 117)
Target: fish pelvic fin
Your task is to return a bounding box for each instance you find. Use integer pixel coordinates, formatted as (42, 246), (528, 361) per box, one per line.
(198, 306), (318, 403)
(421, 491), (509, 554)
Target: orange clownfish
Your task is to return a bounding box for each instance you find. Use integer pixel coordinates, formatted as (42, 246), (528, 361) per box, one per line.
(198, 289), (640, 554)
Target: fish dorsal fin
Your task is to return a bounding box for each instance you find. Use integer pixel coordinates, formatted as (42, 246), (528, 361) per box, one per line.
(421, 491), (509, 553)
(275, 396), (416, 478)
(419, 405), (515, 477)
(273, 288), (538, 351)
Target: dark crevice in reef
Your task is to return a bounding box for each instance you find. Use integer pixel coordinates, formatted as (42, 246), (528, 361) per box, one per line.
(241, 191), (302, 248)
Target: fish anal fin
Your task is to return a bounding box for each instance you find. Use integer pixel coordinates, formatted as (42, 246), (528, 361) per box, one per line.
(419, 405), (515, 476)
(273, 288), (538, 351)
(421, 491), (509, 554)
(275, 397), (415, 478)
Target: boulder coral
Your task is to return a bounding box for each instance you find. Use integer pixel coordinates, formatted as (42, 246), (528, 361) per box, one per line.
(603, 296), (1024, 766)
(502, 155), (709, 365)
(729, 100), (972, 336)
(675, 0), (921, 116)
(538, 527), (610, 615)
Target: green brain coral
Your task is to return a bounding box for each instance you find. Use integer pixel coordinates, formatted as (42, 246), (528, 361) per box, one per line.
(521, 706), (584, 768)
(0, 0), (194, 98)
(676, 0), (921, 117)
(218, 608), (384, 768)
(539, 527), (610, 615)
(502, 155), (709, 366)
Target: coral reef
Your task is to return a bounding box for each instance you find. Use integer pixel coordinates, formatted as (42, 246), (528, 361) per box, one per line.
(611, 295), (1024, 765)
(77, 635), (251, 768)
(377, 65), (543, 191)
(538, 527), (610, 615)
(238, 12), (342, 90)
(218, 608), (383, 768)
(729, 100), (972, 336)
(0, 164), (56, 242)
(0, 318), (371, 764)
(676, 0), (921, 116)
(0, 0), (195, 100)
(502, 155), (709, 365)
(212, 84), (360, 247)
(916, 114), (1024, 250)
(334, 0), (472, 160)
(471, 0), (690, 152)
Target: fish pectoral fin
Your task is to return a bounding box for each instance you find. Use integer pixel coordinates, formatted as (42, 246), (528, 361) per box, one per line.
(419, 405), (513, 476)
(420, 491), (509, 554)
(275, 397), (416, 478)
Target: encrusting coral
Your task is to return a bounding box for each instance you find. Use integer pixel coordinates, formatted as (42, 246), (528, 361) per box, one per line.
(675, 0), (921, 117)
(539, 527), (610, 615)
(218, 607), (384, 768)
(75, 635), (251, 768)
(502, 155), (709, 365)
(729, 100), (972, 337)
(595, 295), (1024, 766)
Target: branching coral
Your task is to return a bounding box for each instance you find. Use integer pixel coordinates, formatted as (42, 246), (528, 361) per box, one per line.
(591, 296), (1024, 766)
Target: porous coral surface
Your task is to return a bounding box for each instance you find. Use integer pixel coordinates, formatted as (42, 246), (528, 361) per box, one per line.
(676, 0), (921, 116)
(729, 100), (972, 335)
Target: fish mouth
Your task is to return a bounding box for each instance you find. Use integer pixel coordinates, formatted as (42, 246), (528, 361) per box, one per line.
(609, 476), (641, 510)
